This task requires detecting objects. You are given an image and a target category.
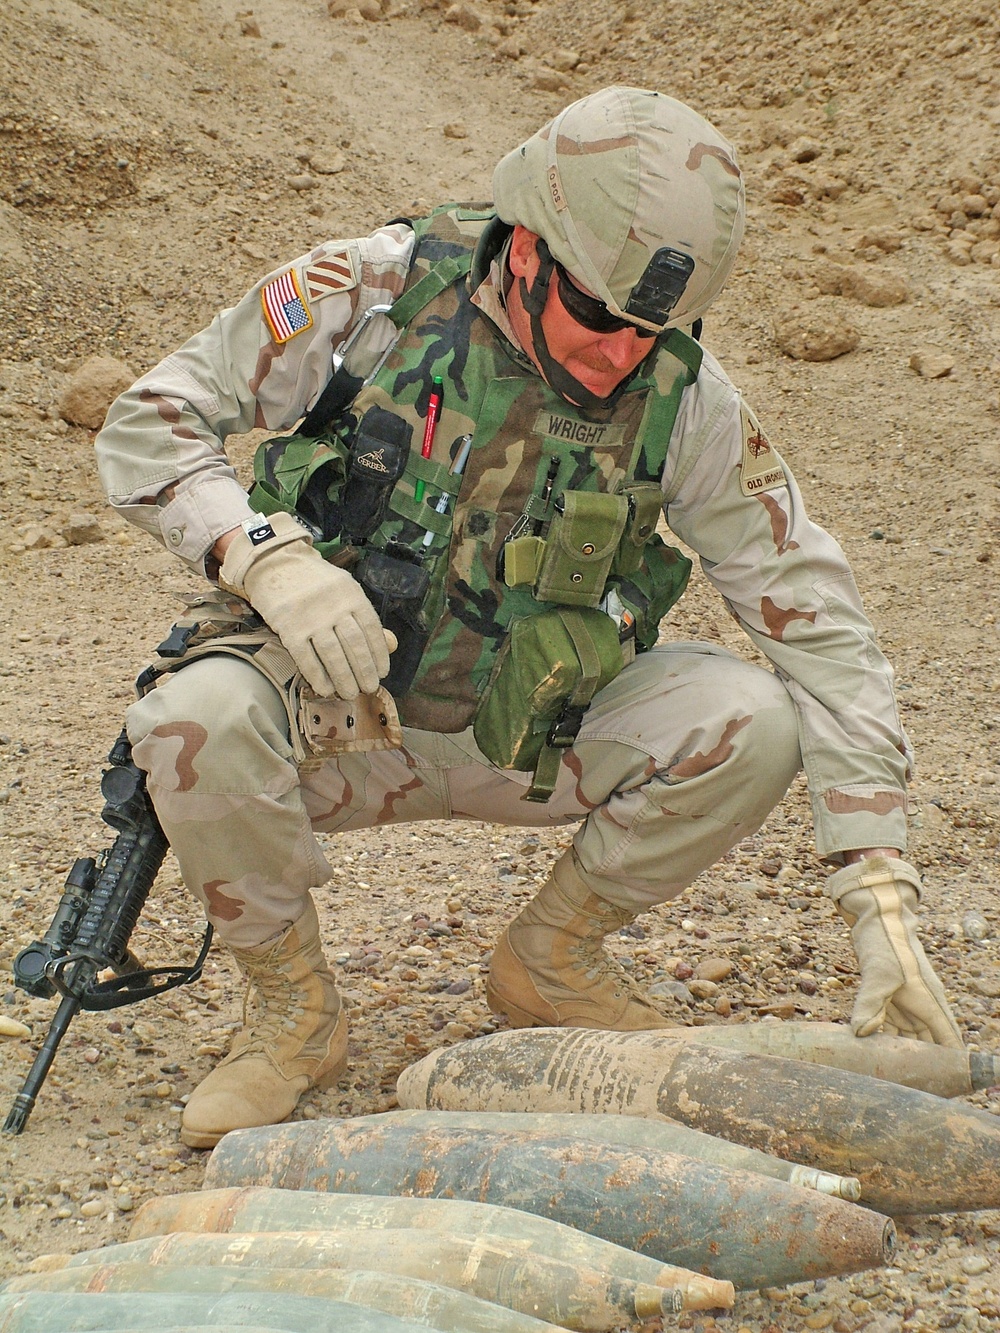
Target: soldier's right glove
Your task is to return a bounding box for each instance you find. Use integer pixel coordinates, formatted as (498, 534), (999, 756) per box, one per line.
(219, 511), (394, 699)
(827, 856), (964, 1048)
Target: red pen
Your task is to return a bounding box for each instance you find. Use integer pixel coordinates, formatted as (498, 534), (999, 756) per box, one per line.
(415, 375), (444, 503)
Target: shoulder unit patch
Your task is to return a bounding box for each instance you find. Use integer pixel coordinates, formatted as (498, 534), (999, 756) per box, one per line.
(303, 246), (358, 302)
(261, 268), (314, 345)
(739, 403), (786, 496)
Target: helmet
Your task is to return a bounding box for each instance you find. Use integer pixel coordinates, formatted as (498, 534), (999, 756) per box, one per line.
(493, 86), (745, 334)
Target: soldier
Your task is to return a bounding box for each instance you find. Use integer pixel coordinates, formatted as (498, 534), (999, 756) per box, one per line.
(96, 86), (962, 1150)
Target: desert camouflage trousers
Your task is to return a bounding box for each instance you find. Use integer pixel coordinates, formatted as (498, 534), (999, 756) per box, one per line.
(126, 642), (802, 949)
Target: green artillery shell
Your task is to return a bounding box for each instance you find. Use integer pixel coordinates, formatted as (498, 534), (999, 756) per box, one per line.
(125, 1188), (734, 1312)
(671, 1020), (1000, 1098)
(0, 1288), (434, 1332)
(202, 1117), (894, 1289)
(382, 1108), (860, 1199)
(0, 1266), (562, 1333)
(396, 1027), (1000, 1215)
(36, 1230), (680, 1332)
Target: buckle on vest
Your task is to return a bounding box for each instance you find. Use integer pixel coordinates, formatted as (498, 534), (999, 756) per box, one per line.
(546, 703), (586, 748)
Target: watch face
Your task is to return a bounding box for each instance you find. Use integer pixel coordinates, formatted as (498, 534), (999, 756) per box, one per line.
(245, 518), (276, 546)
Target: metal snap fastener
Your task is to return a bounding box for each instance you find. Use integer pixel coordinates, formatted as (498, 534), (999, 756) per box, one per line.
(581, 542), (595, 555)
(571, 572), (583, 583)
(346, 715), (355, 728)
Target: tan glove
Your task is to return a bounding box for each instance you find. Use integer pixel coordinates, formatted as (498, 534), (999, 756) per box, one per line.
(220, 511), (395, 699)
(827, 856), (963, 1048)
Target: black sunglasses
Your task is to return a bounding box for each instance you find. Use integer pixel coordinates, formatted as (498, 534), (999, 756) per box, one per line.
(552, 261), (654, 337)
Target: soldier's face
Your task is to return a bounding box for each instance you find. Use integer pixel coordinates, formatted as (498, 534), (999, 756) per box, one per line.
(508, 227), (656, 402)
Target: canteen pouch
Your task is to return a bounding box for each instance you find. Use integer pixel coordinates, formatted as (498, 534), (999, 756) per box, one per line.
(355, 548), (431, 697)
(473, 606), (624, 802)
(534, 491), (630, 607)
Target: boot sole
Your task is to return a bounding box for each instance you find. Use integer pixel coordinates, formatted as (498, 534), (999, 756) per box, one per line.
(485, 977), (546, 1028)
(180, 1053), (348, 1150)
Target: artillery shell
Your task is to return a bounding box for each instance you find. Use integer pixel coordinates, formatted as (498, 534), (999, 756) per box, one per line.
(0, 1265), (563, 1333)
(125, 1188), (733, 1312)
(672, 1020), (1000, 1097)
(202, 1116), (894, 1289)
(0, 1288), (433, 1332)
(382, 1107), (860, 1199)
(396, 1027), (1000, 1215)
(36, 1230), (680, 1332)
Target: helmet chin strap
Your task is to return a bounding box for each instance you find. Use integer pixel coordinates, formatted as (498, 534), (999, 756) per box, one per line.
(517, 241), (639, 415)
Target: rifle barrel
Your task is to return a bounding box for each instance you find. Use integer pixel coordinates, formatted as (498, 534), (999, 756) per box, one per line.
(2, 992), (81, 1135)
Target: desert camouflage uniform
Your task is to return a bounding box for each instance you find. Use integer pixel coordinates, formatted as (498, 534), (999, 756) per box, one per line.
(98, 219), (910, 949)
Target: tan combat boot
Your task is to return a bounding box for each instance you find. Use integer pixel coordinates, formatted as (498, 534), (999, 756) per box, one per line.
(181, 896), (347, 1149)
(486, 849), (671, 1029)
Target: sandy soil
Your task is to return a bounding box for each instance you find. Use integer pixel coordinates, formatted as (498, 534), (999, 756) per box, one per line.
(1, 0), (998, 1326)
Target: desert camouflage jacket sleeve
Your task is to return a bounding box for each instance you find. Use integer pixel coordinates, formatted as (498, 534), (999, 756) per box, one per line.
(662, 349), (911, 861)
(95, 222), (416, 572)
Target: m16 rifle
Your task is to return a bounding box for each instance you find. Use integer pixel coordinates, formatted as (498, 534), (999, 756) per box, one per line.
(3, 728), (212, 1135)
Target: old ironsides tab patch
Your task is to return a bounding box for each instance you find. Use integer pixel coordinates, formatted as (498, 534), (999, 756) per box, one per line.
(303, 246), (358, 302)
(739, 403), (786, 496)
(261, 267), (314, 345)
(534, 410), (626, 448)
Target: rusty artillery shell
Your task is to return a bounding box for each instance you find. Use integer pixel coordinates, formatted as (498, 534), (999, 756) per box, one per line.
(0, 1288), (433, 1332)
(202, 1115), (894, 1289)
(381, 1107), (860, 1199)
(0, 1265), (563, 1333)
(396, 1027), (1000, 1215)
(125, 1188), (733, 1312)
(672, 1020), (1000, 1098)
(37, 1230), (681, 1331)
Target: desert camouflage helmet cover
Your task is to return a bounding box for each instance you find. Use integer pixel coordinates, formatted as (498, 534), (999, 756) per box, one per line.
(492, 86), (745, 332)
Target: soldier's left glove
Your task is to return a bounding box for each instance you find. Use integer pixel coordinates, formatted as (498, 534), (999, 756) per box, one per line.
(827, 856), (963, 1048)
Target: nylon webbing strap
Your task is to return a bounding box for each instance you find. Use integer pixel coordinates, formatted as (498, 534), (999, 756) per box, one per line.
(526, 610), (607, 803)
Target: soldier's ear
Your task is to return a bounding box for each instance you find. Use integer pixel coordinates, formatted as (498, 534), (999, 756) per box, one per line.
(509, 225), (540, 280)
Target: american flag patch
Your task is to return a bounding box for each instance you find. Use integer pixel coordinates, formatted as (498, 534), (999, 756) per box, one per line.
(261, 268), (314, 344)
(303, 248), (357, 302)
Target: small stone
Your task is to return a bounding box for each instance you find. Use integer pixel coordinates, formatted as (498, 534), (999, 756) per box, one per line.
(0, 1016), (31, 1038)
(532, 69), (569, 92)
(239, 16), (261, 36)
(689, 978), (720, 1000)
(82, 1048), (100, 1064)
(774, 309), (860, 361)
(909, 349), (955, 378)
(548, 49), (580, 73)
(443, 122), (467, 140)
(788, 136), (823, 163)
(695, 957), (733, 983)
(959, 1254), (991, 1275)
(443, 4), (480, 31)
(115, 1193), (135, 1212)
(17, 523), (57, 550)
(288, 174), (319, 192)
(962, 910), (989, 941)
(650, 979), (694, 1004)
(445, 978), (471, 995)
(58, 356), (135, 429)
(840, 267), (908, 307)
(79, 1200), (104, 1217)
(61, 513), (104, 546)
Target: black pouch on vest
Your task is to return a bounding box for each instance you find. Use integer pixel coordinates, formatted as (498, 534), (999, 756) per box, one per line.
(340, 406), (412, 544)
(355, 548), (431, 697)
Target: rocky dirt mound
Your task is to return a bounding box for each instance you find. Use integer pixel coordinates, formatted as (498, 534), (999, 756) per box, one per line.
(1, 0), (998, 1327)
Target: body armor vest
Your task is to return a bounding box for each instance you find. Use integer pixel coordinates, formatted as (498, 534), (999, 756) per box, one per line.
(251, 206), (703, 735)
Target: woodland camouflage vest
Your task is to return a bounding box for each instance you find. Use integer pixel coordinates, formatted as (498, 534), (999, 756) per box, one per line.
(251, 205), (704, 734)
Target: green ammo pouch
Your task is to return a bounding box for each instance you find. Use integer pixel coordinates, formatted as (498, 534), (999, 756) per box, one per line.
(473, 607), (624, 803)
(534, 491), (631, 607)
(248, 432), (351, 547)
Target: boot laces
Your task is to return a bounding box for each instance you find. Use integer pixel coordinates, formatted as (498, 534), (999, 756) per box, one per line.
(234, 949), (309, 1053)
(567, 906), (644, 1000)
